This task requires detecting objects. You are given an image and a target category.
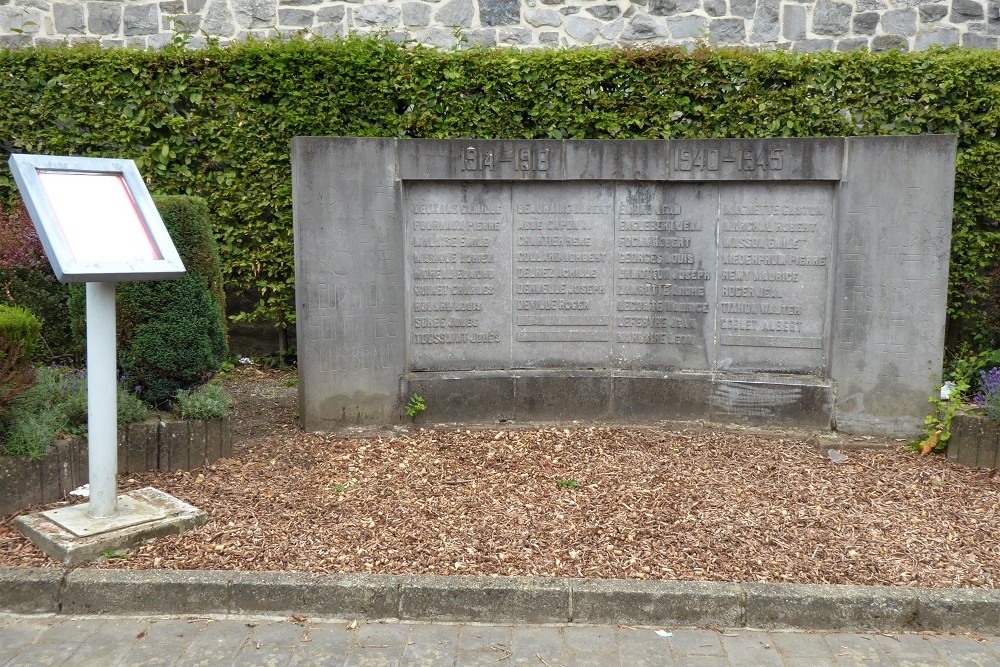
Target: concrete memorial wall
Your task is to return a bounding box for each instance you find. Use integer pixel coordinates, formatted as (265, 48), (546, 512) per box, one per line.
(293, 136), (956, 436)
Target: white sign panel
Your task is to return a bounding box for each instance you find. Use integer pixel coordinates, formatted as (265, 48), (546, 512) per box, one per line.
(8, 154), (185, 282)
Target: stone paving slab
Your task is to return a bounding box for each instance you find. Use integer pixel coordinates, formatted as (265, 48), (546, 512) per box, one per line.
(5, 614), (1000, 667)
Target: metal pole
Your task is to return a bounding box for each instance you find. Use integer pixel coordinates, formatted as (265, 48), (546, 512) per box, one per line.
(86, 281), (118, 519)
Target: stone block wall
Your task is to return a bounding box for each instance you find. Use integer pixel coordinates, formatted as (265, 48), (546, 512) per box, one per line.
(2, 0), (996, 51)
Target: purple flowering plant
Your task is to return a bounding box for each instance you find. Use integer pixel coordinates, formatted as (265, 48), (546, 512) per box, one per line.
(974, 367), (1000, 422)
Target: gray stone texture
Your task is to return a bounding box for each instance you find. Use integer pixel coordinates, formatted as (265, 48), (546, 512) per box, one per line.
(964, 31), (998, 45)
(621, 12), (670, 39)
(478, 0), (518, 25)
(296, 138), (953, 437)
(201, 0), (234, 34)
(872, 33), (909, 49)
(812, 0), (851, 34)
(920, 3), (949, 20)
(599, 16), (624, 36)
(952, 0), (985, 19)
(709, 16), (744, 41)
(915, 24), (960, 46)
(729, 0), (755, 18)
(856, 0), (887, 9)
(650, 0), (699, 15)
(750, 0), (780, 41)
(278, 7), (311, 26)
(586, 4), (620, 20)
(837, 36), (869, 50)
(831, 135), (955, 436)
(435, 0), (471, 26)
(525, 6), (560, 26)
(667, 13), (706, 37)
(354, 2), (399, 27)
(52, 3), (83, 35)
(853, 11), (879, 32)
(498, 25), (531, 42)
(782, 3), (806, 38)
(402, 1), (430, 25)
(233, 0), (274, 28)
(564, 14), (598, 39)
(123, 3), (158, 35)
(315, 5), (343, 22)
(87, 2), (121, 34)
(882, 7), (917, 33)
(704, 0), (726, 16)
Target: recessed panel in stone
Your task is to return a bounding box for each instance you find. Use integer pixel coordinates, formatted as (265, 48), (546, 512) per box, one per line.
(715, 183), (833, 374)
(612, 183), (718, 370)
(512, 182), (615, 368)
(406, 182), (512, 371)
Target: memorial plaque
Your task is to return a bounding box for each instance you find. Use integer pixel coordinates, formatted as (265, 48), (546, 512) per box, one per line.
(294, 137), (957, 437)
(512, 182), (615, 368)
(613, 183), (716, 370)
(716, 183), (833, 374)
(406, 182), (511, 371)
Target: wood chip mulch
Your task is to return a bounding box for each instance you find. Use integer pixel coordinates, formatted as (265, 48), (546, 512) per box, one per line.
(2, 366), (999, 589)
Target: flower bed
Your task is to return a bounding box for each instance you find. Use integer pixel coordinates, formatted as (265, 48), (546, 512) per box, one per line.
(0, 417), (230, 516)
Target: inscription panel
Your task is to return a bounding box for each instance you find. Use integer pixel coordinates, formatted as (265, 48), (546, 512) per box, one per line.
(716, 183), (834, 374)
(613, 183), (717, 370)
(512, 182), (616, 368)
(406, 182), (511, 371)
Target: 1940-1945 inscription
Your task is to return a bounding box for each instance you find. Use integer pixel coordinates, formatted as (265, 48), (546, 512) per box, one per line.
(405, 139), (834, 375)
(293, 136), (956, 436)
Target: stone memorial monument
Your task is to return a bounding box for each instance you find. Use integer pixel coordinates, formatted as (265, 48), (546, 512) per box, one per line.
(293, 136), (956, 436)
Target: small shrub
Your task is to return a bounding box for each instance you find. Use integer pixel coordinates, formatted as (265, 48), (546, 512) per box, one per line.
(910, 380), (970, 455)
(0, 200), (74, 361)
(1, 365), (149, 458)
(173, 383), (230, 420)
(110, 195), (229, 406)
(974, 367), (1000, 422)
(0, 305), (41, 410)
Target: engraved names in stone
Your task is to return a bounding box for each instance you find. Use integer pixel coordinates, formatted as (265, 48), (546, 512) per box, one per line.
(613, 184), (717, 370)
(716, 183), (833, 373)
(407, 182), (511, 371)
(512, 183), (615, 368)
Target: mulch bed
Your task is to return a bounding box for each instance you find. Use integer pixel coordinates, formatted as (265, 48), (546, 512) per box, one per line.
(1, 366), (998, 589)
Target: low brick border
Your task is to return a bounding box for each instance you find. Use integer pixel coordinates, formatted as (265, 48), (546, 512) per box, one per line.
(0, 417), (231, 516)
(947, 413), (1000, 469)
(3, 568), (1000, 633)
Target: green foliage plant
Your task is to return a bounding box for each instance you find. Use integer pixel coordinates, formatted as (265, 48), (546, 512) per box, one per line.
(0, 41), (999, 351)
(557, 479), (581, 489)
(405, 393), (426, 420)
(1, 365), (149, 458)
(111, 195), (228, 406)
(172, 382), (230, 420)
(911, 380), (970, 455)
(0, 200), (74, 361)
(946, 345), (1000, 393)
(0, 304), (41, 410)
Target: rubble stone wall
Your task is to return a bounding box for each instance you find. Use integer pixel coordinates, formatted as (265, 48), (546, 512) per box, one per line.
(3, 0), (996, 51)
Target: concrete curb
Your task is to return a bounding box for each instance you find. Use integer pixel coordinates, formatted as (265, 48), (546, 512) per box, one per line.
(3, 567), (1000, 632)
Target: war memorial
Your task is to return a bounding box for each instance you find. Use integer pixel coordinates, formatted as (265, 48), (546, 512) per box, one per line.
(293, 135), (957, 436)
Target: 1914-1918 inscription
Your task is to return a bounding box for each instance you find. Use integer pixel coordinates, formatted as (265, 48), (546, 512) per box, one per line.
(404, 179), (834, 374)
(294, 136), (956, 436)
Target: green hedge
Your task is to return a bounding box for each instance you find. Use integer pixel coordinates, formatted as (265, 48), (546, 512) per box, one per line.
(1, 39), (999, 346)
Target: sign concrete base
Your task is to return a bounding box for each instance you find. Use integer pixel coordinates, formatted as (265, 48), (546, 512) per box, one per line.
(14, 486), (207, 566)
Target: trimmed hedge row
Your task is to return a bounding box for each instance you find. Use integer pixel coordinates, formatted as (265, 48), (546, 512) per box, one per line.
(0, 39), (998, 345)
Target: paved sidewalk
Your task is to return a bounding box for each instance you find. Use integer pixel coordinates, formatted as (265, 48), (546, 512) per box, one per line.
(3, 614), (1000, 666)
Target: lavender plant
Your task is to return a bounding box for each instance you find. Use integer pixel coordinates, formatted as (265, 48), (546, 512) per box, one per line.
(974, 367), (1000, 422)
